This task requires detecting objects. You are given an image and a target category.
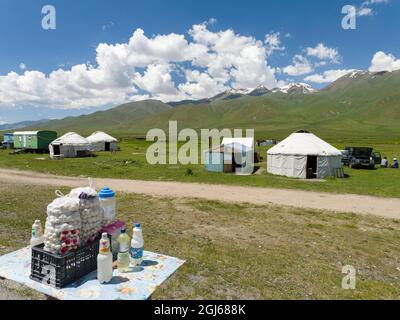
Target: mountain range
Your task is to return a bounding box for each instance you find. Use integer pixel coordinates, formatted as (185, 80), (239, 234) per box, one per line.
(0, 119), (50, 131)
(168, 82), (315, 106)
(7, 70), (400, 141)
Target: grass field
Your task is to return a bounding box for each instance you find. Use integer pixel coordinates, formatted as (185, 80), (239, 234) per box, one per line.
(0, 139), (399, 198)
(1, 183), (400, 299)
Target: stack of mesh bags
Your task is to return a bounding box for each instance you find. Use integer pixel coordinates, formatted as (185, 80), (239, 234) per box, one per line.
(43, 195), (81, 254)
(69, 187), (104, 245)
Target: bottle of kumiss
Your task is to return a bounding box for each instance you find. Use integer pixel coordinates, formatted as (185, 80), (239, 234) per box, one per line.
(97, 233), (113, 284)
(117, 228), (131, 273)
(130, 223), (144, 266)
(30, 220), (44, 247)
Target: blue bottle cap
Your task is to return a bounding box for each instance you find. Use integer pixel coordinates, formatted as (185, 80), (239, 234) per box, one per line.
(99, 187), (115, 198)
(135, 223), (141, 228)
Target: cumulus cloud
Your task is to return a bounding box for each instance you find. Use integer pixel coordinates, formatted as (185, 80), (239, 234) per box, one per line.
(178, 69), (228, 99)
(306, 43), (339, 63)
(19, 63), (27, 70)
(134, 64), (177, 95)
(0, 23), (282, 109)
(282, 55), (313, 76)
(188, 24), (279, 89)
(304, 69), (355, 84)
(282, 43), (340, 77)
(369, 51), (400, 72)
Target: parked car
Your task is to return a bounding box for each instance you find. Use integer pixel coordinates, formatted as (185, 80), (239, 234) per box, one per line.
(343, 147), (381, 169)
(340, 150), (350, 166)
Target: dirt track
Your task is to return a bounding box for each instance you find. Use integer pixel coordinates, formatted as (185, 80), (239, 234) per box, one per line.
(1, 168), (399, 219)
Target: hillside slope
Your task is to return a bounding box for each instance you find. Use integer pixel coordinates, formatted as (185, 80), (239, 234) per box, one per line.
(30, 100), (172, 136)
(26, 70), (400, 141)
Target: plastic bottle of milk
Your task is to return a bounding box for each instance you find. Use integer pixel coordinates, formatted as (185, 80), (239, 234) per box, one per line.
(97, 233), (113, 284)
(30, 220), (44, 247)
(130, 223), (144, 266)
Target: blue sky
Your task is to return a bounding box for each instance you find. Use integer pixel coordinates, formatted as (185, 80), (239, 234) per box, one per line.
(0, 0), (399, 123)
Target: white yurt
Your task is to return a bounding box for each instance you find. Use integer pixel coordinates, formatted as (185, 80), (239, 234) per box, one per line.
(49, 132), (92, 159)
(86, 131), (118, 152)
(267, 130), (342, 179)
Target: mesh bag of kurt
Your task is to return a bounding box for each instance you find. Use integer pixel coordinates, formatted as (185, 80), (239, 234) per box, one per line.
(69, 186), (104, 245)
(43, 193), (81, 254)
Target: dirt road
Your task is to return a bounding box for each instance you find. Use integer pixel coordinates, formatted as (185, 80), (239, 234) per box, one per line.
(1, 168), (399, 219)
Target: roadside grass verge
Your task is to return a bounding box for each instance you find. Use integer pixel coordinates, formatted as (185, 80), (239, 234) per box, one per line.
(1, 183), (400, 299)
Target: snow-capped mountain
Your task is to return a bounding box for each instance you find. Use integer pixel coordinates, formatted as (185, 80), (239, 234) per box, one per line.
(210, 88), (254, 101)
(348, 70), (366, 79)
(229, 88), (254, 95)
(272, 82), (316, 94)
(205, 83), (316, 103)
(248, 86), (271, 96)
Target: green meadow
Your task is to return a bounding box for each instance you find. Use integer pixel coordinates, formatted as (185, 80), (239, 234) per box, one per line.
(1, 69), (399, 198)
(0, 138), (399, 198)
(1, 183), (400, 300)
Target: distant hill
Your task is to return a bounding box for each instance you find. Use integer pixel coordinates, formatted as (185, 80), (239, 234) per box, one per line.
(28, 100), (172, 136)
(24, 72), (400, 141)
(0, 119), (50, 131)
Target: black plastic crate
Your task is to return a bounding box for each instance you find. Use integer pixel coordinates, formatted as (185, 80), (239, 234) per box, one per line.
(30, 237), (100, 289)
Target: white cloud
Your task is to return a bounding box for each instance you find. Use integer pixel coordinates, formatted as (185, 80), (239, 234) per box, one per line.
(265, 32), (285, 56)
(282, 55), (313, 76)
(102, 21), (115, 31)
(178, 69), (228, 99)
(304, 69), (355, 84)
(188, 23), (279, 89)
(358, 7), (374, 16)
(363, 0), (389, 4)
(369, 51), (400, 72)
(134, 64), (176, 95)
(282, 43), (340, 78)
(19, 63), (26, 70)
(207, 18), (218, 25)
(0, 23), (282, 109)
(306, 43), (339, 62)
(357, 0), (389, 16)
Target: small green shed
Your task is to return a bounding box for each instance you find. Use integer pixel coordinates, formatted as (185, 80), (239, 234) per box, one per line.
(13, 131), (57, 150)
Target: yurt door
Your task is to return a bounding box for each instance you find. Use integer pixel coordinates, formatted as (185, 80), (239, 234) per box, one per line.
(306, 156), (317, 179)
(53, 145), (61, 156)
(105, 142), (111, 151)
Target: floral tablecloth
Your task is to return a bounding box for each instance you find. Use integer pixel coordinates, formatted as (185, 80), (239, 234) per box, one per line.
(0, 247), (184, 300)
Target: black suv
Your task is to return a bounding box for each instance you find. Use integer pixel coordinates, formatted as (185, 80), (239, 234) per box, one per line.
(343, 147), (381, 169)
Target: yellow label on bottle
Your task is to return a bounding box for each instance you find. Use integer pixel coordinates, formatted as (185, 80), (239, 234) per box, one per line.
(100, 247), (110, 254)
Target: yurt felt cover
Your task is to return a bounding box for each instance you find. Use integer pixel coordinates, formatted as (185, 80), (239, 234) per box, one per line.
(86, 131), (118, 143)
(267, 132), (342, 179)
(86, 131), (118, 151)
(49, 132), (91, 158)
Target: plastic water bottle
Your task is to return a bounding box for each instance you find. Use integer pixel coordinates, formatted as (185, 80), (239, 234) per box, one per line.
(30, 220), (44, 247)
(99, 187), (116, 226)
(97, 233), (113, 284)
(130, 223), (144, 266)
(117, 228), (131, 273)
